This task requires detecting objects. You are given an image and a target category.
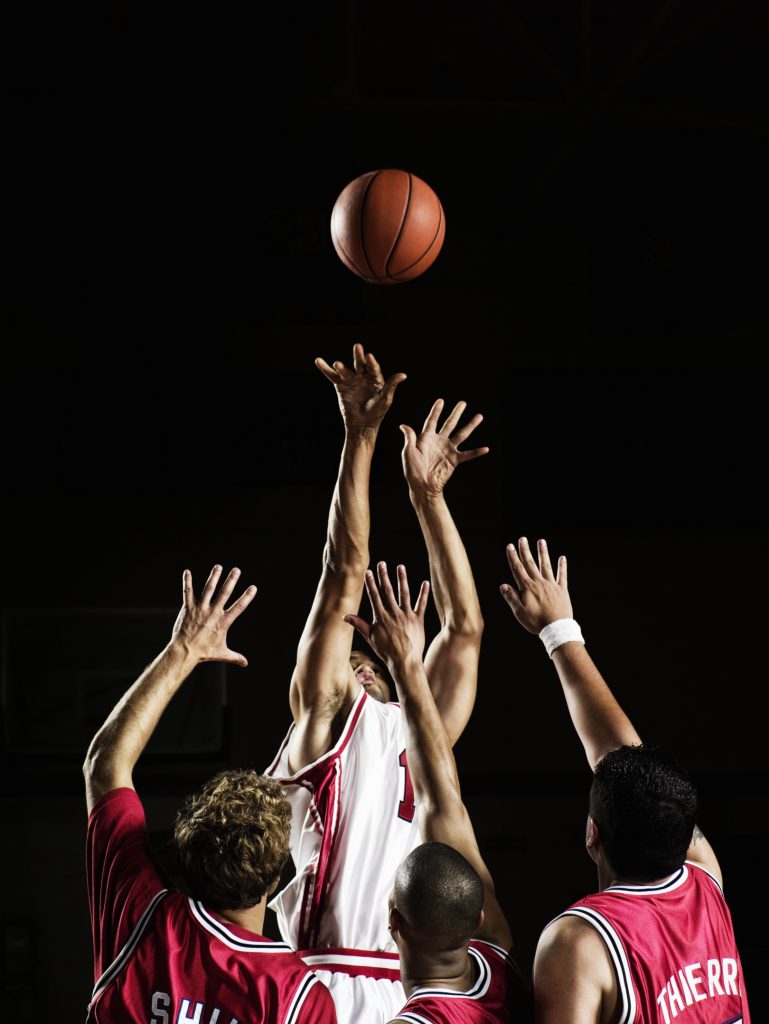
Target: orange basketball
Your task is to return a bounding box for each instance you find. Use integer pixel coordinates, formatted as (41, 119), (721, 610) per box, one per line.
(330, 169), (446, 284)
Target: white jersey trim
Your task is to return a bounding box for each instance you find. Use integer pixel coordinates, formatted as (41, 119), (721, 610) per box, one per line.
(284, 972), (319, 1024)
(406, 945), (491, 1002)
(302, 951), (401, 970)
(264, 686), (369, 781)
(605, 865), (688, 896)
(561, 907), (637, 1024)
(189, 899), (294, 952)
(89, 887), (168, 1005)
(397, 1013), (434, 1024)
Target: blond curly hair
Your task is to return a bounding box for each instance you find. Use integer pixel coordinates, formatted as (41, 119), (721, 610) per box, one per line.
(174, 769), (291, 910)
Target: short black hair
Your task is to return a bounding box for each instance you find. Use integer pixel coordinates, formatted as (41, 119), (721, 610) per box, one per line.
(590, 744), (698, 880)
(394, 842), (484, 950)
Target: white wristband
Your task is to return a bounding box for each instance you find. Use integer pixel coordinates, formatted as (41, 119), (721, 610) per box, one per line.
(539, 618), (584, 658)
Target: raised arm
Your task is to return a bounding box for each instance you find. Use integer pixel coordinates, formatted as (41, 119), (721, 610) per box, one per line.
(346, 562), (512, 951)
(500, 536), (720, 879)
(288, 344), (406, 770)
(401, 399), (488, 746)
(83, 566), (256, 814)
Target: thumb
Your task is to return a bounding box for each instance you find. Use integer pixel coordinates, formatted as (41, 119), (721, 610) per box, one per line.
(400, 424), (416, 448)
(343, 614), (372, 642)
(382, 372), (407, 404)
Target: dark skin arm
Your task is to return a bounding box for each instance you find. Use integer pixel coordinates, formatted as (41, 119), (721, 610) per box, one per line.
(347, 561), (513, 952)
(402, 399), (489, 746)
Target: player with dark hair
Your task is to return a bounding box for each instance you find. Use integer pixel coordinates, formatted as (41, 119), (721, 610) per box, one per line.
(500, 537), (751, 1024)
(265, 346), (489, 1021)
(346, 561), (532, 1024)
(83, 565), (337, 1024)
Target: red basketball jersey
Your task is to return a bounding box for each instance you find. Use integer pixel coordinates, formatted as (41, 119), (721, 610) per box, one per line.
(395, 940), (532, 1024)
(561, 862), (750, 1024)
(86, 788), (337, 1024)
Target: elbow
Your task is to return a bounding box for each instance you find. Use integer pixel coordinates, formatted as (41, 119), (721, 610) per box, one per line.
(444, 612), (484, 641)
(82, 739), (112, 787)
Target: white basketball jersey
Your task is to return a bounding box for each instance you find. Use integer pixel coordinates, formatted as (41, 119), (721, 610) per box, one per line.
(265, 686), (422, 952)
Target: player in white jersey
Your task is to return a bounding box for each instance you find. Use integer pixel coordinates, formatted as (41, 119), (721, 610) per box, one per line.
(344, 561), (532, 1024)
(265, 344), (489, 1021)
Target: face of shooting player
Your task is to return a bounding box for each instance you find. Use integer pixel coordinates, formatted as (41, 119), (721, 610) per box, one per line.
(350, 650), (391, 704)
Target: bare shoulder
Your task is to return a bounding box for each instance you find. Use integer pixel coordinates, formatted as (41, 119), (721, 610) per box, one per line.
(533, 914), (617, 1024)
(686, 825), (723, 889)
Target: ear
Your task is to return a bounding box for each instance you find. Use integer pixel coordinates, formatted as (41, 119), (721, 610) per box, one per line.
(389, 906), (402, 936)
(476, 907), (485, 933)
(586, 816), (600, 852)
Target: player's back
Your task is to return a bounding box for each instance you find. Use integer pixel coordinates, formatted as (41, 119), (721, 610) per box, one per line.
(562, 862), (750, 1023)
(87, 891), (335, 1024)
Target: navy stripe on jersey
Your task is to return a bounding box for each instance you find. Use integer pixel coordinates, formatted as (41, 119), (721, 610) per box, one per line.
(90, 888), (169, 1003)
(190, 899), (293, 952)
(398, 1013), (434, 1024)
(406, 946), (490, 1001)
(284, 972), (319, 1024)
(606, 866), (686, 895)
(686, 859), (725, 895)
(562, 908), (636, 1024)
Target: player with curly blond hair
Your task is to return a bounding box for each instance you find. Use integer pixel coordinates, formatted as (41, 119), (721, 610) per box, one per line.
(82, 565), (337, 1024)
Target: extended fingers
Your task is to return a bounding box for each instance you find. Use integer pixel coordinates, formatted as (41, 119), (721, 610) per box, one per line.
(439, 400), (467, 435)
(315, 356), (341, 383)
(457, 446), (490, 464)
(452, 411), (483, 445)
(214, 566), (242, 607)
(200, 564), (223, 606)
(517, 537), (541, 580)
(364, 568), (386, 620)
(556, 554), (568, 589)
(506, 543), (530, 590)
(376, 561), (399, 612)
(422, 398), (444, 434)
(353, 343), (366, 373)
(414, 579), (430, 618)
(224, 583), (257, 622)
(396, 564), (411, 610)
(182, 569), (194, 610)
(382, 371), (407, 403)
(537, 539), (555, 581)
(499, 581), (523, 614)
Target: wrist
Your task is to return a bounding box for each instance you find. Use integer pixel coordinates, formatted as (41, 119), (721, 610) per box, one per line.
(166, 636), (205, 670)
(344, 424), (380, 443)
(409, 487), (444, 510)
(539, 618), (584, 658)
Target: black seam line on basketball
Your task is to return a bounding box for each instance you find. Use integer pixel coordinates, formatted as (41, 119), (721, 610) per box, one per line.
(384, 172), (412, 280)
(360, 171), (381, 281)
(334, 230), (375, 283)
(391, 200), (443, 279)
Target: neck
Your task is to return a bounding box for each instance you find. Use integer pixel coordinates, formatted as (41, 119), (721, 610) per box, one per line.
(400, 945), (477, 997)
(598, 862), (680, 892)
(215, 900), (267, 935)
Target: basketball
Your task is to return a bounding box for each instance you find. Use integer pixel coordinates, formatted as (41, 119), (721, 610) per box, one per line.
(330, 169), (446, 284)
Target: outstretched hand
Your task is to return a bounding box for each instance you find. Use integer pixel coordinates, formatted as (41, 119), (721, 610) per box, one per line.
(171, 565), (257, 667)
(344, 562), (430, 670)
(316, 342), (407, 431)
(401, 398), (489, 498)
(500, 537), (573, 634)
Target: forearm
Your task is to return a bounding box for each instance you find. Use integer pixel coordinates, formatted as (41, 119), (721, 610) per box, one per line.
(410, 492), (483, 633)
(391, 655), (462, 814)
(551, 643), (641, 770)
(83, 640), (198, 807)
(325, 428), (378, 573)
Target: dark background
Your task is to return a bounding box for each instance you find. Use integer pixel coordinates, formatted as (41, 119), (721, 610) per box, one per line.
(2, 2), (768, 1019)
